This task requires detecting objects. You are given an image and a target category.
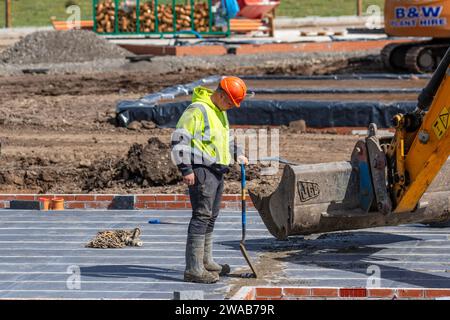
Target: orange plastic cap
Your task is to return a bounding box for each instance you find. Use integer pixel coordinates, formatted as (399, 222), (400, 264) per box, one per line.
(220, 76), (247, 107)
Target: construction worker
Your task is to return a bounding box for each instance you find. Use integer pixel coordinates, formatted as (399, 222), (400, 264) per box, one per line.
(171, 76), (248, 284)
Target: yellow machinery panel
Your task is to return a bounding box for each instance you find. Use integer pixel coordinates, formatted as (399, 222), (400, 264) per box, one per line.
(395, 68), (450, 213)
(385, 0), (450, 38)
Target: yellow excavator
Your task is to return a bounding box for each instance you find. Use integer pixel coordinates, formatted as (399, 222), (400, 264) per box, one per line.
(382, 0), (450, 73)
(250, 46), (450, 239)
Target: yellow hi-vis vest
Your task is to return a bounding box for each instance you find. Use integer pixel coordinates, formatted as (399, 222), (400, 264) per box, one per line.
(175, 86), (232, 167)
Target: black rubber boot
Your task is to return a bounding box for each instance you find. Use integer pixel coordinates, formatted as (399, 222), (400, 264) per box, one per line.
(204, 232), (231, 276)
(184, 234), (219, 283)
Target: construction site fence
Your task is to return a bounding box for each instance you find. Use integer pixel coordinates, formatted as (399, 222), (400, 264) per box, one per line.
(93, 0), (231, 37)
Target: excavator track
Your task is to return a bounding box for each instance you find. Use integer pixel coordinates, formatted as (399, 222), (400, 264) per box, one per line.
(381, 42), (409, 71)
(405, 44), (449, 73)
(381, 41), (449, 73)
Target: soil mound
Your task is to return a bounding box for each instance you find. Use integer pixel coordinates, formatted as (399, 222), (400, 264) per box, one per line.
(0, 30), (128, 65)
(82, 137), (262, 192)
(83, 137), (181, 191)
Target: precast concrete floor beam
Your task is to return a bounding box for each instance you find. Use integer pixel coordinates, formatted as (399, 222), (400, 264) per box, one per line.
(0, 210), (448, 299)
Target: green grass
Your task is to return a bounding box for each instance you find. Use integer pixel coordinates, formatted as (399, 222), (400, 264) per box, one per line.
(277, 0), (385, 18)
(0, 0), (385, 27)
(0, 0), (93, 27)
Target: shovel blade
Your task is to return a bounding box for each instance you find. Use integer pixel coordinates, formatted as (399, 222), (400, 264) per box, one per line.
(239, 242), (259, 278)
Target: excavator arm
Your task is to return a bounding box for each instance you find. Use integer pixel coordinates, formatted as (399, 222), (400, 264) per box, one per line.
(389, 47), (450, 213)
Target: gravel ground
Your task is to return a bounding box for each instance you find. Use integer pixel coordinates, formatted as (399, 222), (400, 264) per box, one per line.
(0, 29), (385, 77)
(0, 49), (383, 77)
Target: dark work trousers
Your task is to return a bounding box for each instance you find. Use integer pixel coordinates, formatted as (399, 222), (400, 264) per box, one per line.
(187, 166), (224, 236)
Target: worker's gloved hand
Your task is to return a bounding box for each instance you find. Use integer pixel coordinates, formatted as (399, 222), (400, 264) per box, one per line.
(237, 155), (249, 165)
(183, 173), (196, 186)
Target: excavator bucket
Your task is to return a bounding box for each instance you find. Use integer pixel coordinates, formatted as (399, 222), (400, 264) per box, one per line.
(250, 154), (450, 240)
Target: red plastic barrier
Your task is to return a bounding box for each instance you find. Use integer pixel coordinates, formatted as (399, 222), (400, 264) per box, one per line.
(237, 0), (280, 19)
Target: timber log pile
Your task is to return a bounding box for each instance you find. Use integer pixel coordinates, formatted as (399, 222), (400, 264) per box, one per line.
(95, 0), (220, 33)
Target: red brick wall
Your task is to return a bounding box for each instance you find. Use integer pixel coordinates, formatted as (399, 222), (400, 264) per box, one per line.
(120, 39), (415, 57)
(0, 194), (254, 210)
(232, 287), (450, 300)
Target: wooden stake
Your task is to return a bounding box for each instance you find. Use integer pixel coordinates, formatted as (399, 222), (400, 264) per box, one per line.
(5, 0), (11, 28)
(357, 0), (363, 16)
(268, 8), (276, 38)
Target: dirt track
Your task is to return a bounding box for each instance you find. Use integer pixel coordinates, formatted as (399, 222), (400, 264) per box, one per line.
(0, 66), (417, 195)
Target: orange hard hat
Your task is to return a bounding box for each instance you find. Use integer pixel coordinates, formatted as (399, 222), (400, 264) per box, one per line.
(220, 76), (247, 107)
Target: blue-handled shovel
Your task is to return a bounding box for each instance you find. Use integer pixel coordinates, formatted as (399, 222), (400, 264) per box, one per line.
(239, 164), (259, 278)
